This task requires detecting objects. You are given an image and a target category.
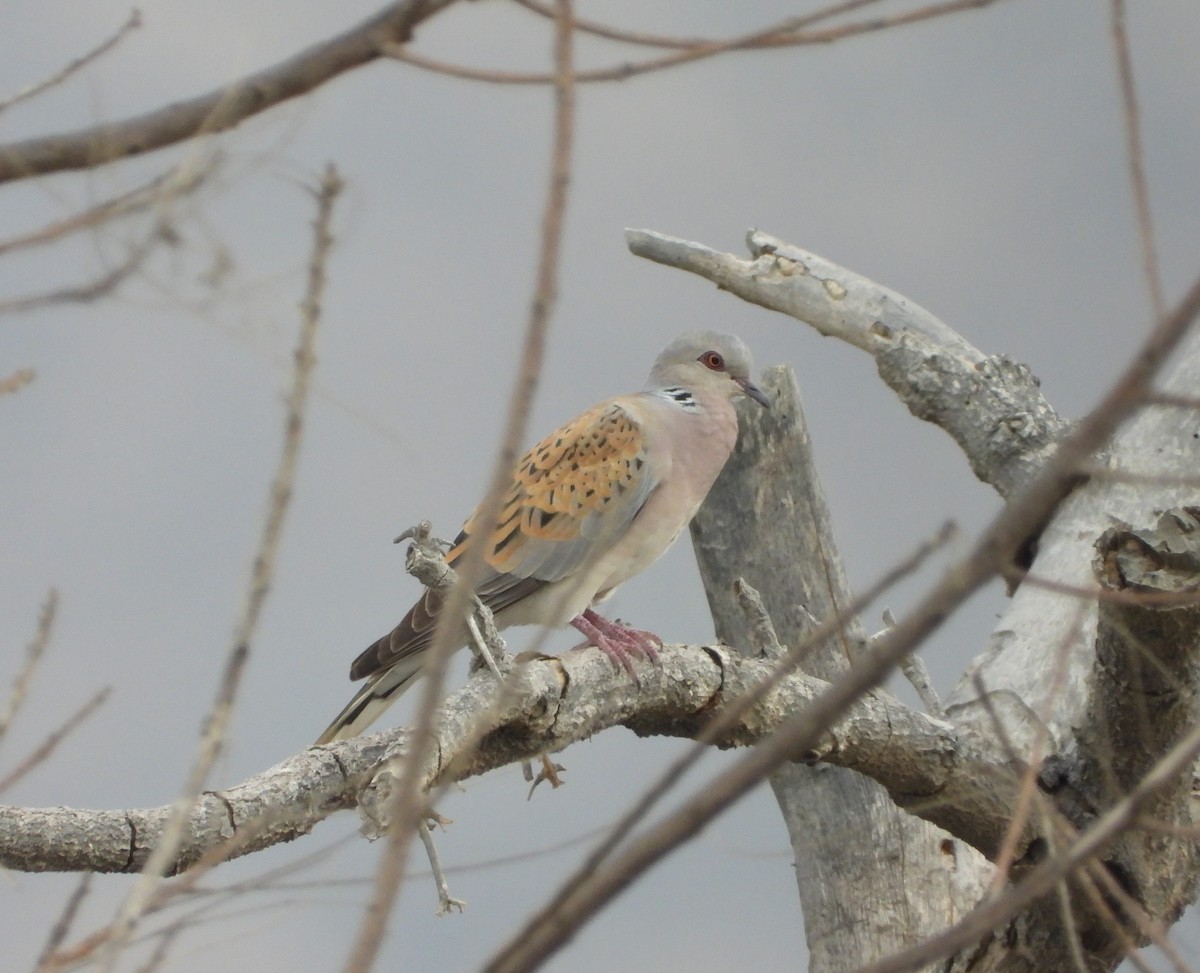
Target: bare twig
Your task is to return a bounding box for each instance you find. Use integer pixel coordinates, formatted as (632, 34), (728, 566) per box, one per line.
(511, 0), (886, 50)
(1076, 462), (1200, 487)
(883, 609), (942, 716)
(1006, 567), (1200, 609)
(130, 924), (179, 973)
(388, 0), (1008, 85)
(43, 818), (359, 968)
(1111, 0), (1166, 322)
(417, 821), (466, 916)
(396, 521), (511, 681)
(1080, 857), (1195, 973)
(0, 686), (111, 795)
(387, 0), (1009, 85)
(0, 589), (59, 751)
(467, 615), (506, 680)
(0, 160), (215, 257)
(33, 873), (93, 973)
(342, 5), (577, 969)
(97, 164), (341, 970)
(0, 9), (141, 115)
(0, 233), (158, 316)
(1053, 871), (1090, 973)
(733, 578), (785, 657)
(1140, 391), (1200, 410)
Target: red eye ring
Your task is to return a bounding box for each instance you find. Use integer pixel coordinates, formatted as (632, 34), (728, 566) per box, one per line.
(700, 351), (726, 371)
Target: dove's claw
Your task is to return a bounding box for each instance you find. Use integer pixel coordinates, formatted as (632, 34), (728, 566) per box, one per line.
(571, 609), (662, 680)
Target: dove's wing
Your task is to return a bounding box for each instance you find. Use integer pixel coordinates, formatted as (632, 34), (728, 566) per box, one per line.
(348, 396), (660, 681)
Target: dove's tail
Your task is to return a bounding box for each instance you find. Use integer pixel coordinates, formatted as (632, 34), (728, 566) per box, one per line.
(313, 654), (425, 745)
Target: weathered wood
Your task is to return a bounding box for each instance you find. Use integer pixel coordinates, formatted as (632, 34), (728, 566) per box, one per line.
(691, 366), (991, 973)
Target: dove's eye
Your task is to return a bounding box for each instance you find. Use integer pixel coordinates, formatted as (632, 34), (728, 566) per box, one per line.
(699, 351), (726, 371)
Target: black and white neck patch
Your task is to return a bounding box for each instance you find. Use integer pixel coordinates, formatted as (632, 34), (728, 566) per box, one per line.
(657, 386), (699, 410)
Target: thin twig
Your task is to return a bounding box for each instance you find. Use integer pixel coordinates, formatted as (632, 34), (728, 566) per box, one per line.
(387, 0), (1009, 86)
(0, 589), (59, 751)
(0, 233), (159, 315)
(1076, 463), (1200, 487)
(1111, 0), (1166, 322)
(0, 686), (111, 795)
(1052, 872), (1090, 973)
(511, 0), (885, 50)
(40, 833), (354, 969)
(733, 578), (786, 657)
(33, 873), (93, 973)
(1140, 390), (1200, 410)
(1006, 569), (1200, 610)
(342, 6), (577, 970)
(467, 615), (506, 680)
(130, 925), (180, 973)
(0, 9), (141, 115)
(883, 609), (942, 716)
(0, 161), (215, 257)
(1080, 856), (1194, 973)
(1135, 816), (1200, 839)
(96, 164), (341, 971)
(418, 821), (466, 916)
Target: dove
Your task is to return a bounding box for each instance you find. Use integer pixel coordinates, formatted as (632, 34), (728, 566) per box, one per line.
(315, 331), (769, 744)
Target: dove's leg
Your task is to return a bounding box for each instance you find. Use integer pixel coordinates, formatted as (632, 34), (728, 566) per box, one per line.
(570, 608), (661, 677)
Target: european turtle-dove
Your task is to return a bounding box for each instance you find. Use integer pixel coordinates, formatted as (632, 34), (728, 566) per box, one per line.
(315, 331), (768, 744)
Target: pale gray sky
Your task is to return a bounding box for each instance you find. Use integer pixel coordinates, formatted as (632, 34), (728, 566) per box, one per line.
(3, 1), (1199, 970)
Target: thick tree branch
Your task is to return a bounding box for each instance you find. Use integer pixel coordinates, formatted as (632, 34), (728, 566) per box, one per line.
(0, 0), (457, 184)
(628, 228), (981, 359)
(0, 644), (1015, 876)
(626, 228), (1069, 500)
(947, 328), (1200, 759)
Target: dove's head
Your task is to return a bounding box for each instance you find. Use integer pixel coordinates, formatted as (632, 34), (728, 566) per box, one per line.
(647, 331), (770, 408)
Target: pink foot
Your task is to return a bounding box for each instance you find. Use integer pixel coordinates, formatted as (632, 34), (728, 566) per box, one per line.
(569, 608), (662, 681)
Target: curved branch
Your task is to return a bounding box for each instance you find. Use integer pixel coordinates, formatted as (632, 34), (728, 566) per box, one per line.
(0, 159), (215, 256)
(387, 0), (1011, 86)
(511, 0), (888, 50)
(0, 9), (142, 115)
(0, 0), (457, 184)
(0, 644), (1012, 875)
(626, 228), (1069, 499)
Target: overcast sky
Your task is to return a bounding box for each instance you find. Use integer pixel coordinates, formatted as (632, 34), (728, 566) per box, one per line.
(3, 1), (1200, 970)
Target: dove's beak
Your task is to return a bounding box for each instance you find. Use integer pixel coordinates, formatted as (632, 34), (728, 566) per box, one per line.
(737, 377), (771, 408)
